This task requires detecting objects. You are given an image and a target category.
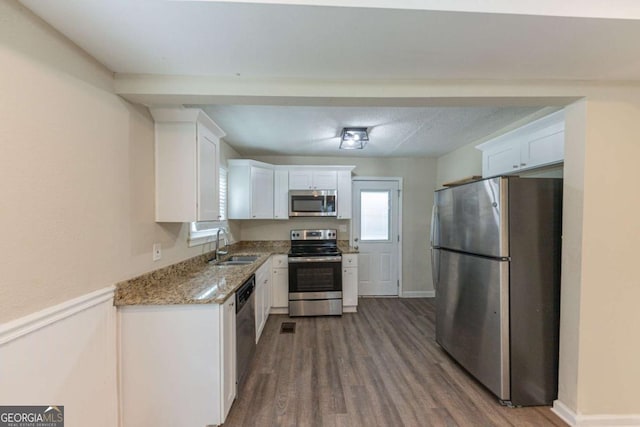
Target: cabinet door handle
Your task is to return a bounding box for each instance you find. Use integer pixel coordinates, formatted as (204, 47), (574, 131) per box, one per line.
(520, 163), (527, 166)
(512, 165), (518, 168)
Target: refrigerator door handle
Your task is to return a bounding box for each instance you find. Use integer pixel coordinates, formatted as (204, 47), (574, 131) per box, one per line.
(430, 203), (438, 247)
(431, 247), (439, 295)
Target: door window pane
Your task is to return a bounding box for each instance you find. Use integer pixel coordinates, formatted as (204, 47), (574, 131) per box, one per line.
(360, 191), (390, 241)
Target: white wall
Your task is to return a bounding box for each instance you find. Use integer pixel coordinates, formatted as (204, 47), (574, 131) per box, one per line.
(574, 94), (640, 416)
(556, 100), (586, 414)
(252, 155), (436, 293)
(435, 142), (483, 188)
(0, 1), (225, 324)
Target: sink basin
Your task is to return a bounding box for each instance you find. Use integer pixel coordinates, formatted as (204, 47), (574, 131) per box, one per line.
(217, 260), (253, 266)
(227, 255), (259, 262)
(211, 255), (259, 266)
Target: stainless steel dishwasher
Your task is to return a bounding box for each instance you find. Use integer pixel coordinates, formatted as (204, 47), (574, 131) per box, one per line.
(235, 275), (256, 388)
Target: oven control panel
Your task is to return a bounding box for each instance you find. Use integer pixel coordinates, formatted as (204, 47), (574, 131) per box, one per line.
(291, 229), (337, 240)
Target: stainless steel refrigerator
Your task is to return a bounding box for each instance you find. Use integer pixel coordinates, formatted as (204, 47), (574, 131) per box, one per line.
(430, 176), (562, 407)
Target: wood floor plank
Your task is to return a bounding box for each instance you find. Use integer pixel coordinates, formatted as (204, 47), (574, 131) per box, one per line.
(223, 298), (567, 427)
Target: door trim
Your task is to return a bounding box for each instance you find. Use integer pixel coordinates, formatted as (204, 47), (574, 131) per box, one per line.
(352, 177), (403, 297)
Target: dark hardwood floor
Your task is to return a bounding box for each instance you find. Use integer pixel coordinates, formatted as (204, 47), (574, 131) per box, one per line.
(224, 298), (566, 427)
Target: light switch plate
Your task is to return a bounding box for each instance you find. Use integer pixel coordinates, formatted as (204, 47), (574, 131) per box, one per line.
(152, 243), (162, 261)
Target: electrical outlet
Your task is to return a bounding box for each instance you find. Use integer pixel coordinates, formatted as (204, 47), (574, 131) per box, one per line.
(152, 243), (162, 261)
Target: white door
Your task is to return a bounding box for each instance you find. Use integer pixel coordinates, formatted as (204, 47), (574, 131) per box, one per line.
(352, 180), (400, 296)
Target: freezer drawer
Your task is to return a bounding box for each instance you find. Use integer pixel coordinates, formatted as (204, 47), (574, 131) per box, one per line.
(435, 249), (510, 400)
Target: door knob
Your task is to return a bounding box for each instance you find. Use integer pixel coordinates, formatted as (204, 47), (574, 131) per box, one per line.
(354, 237), (359, 242)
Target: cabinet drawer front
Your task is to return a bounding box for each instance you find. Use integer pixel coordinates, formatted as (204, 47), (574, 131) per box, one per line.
(271, 255), (289, 267)
(342, 254), (358, 267)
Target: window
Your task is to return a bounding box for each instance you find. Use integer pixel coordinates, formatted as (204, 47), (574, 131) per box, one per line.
(218, 167), (227, 221)
(189, 167), (229, 247)
(360, 190), (390, 241)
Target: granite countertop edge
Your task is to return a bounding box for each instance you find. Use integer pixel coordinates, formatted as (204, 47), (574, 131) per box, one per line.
(115, 240), (358, 307)
(114, 241), (290, 307)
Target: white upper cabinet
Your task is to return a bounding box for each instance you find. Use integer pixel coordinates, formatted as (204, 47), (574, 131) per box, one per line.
(273, 168), (289, 220)
(289, 169), (337, 190)
(228, 159), (274, 219)
(151, 108), (225, 222)
(228, 162), (354, 220)
(482, 142), (521, 177)
(476, 109), (565, 178)
(336, 170), (352, 219)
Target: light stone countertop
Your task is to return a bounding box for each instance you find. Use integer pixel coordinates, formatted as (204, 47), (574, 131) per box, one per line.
(114, 241), (289, 306)
(114, 240), (358, 306)
(338, 241), (359, 254)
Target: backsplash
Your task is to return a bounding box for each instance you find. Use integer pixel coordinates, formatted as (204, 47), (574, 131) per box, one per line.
(234, 218), (351, 241)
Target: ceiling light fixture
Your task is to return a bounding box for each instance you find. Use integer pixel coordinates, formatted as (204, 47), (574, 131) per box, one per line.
(339, 127), (369, 150)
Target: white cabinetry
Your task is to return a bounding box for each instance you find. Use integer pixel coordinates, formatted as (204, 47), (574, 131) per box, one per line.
(271, 255), (289, 314)
(342, 254), (358, 312)
(119, 300), (236, 427)
(151, 108), (225, 222)
(476, 110), (565, 178)
(221, 297), (236, 418)
(255, 258), (272, 342)
(273, 168), (289, 220)
(337, 170), (352, 219)
(289, 169), (338, 190)
(228, 159), (274, 219)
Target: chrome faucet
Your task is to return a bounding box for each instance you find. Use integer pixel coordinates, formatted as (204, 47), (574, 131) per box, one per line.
(214, 228), (229, 261)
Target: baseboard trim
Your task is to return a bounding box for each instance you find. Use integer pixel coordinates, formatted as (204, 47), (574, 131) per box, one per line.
(552, 400), (577, 426)
(0, 285), (115, 345)
(402, 290), (435, 298)
(552, 400), (640, 426)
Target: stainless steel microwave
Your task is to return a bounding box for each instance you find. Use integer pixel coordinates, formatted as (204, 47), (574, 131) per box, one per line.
(289, 190), (337, 217)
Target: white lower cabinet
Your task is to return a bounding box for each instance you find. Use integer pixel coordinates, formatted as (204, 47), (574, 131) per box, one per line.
(119, 299), (236, 427)
(255, 258), (272, 342)
(271, 255), (289, 314)
(221, 297), (237, 419)
(342, 254), (358, 312)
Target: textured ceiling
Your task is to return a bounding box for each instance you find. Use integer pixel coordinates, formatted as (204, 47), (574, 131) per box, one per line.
(196, 105), (544, 157)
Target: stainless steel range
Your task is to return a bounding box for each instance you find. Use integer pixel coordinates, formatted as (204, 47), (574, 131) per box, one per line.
(288, 229), (342, 316)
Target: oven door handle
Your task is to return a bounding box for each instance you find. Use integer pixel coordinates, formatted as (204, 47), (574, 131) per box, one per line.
(288, 256), (342, 263)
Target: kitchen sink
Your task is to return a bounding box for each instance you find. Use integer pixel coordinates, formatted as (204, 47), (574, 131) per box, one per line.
(217, 261), (253, 266)
(227, 255), (259, 262)
(211, 255), (259, 266)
